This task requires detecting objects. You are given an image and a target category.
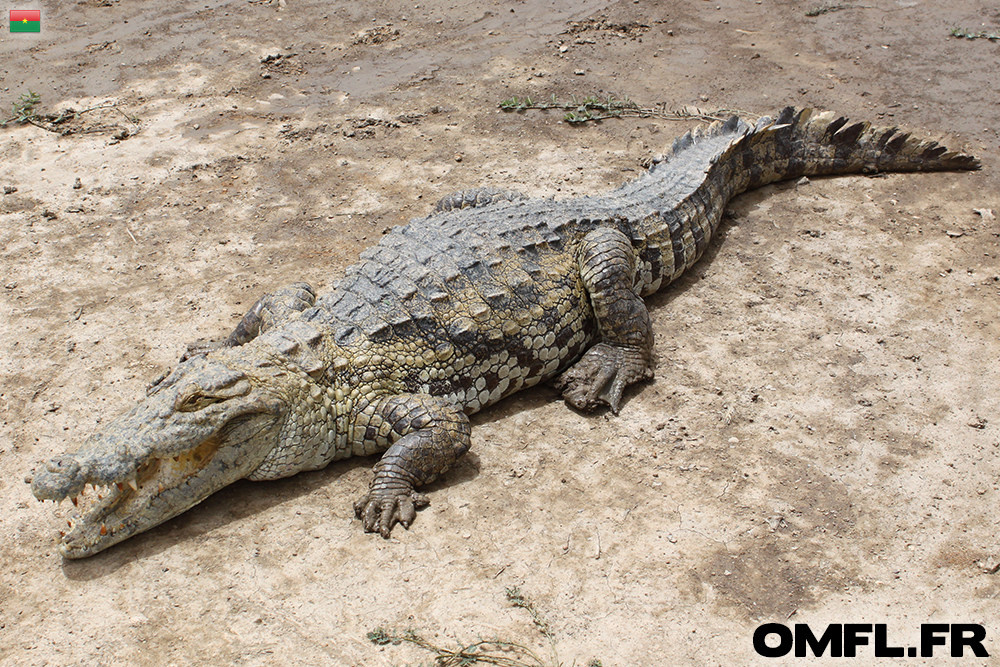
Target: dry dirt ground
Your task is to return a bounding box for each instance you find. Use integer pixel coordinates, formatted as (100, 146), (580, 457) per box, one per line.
(1, 1), (999, 665)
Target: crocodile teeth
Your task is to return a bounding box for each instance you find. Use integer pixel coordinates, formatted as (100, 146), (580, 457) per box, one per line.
(100, 523), (108, 536)
(116, 483), (124, 492)
(71, 496), (79, 507)
(128, 478), (138, 491)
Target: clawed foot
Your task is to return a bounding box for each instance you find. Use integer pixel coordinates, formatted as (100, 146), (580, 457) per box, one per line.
(354, 489), (430, 538)
(554, 343), (653, 414)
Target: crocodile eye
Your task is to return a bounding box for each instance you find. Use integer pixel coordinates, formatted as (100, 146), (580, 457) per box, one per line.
(175, 390), (225, 413)
(173, 376), (251, 412)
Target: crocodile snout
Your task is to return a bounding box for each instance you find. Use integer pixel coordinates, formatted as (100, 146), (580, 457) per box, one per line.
(28, 455), (89, 501)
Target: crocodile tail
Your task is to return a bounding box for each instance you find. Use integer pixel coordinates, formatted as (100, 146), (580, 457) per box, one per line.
(624, 107), (979, 296)
(734, 107), (981, 192)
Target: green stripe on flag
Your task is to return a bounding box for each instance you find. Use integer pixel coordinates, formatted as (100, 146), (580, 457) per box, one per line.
(11, 20), (41, 32)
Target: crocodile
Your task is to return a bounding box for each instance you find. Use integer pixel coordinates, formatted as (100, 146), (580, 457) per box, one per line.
(27, 107), (979, 558)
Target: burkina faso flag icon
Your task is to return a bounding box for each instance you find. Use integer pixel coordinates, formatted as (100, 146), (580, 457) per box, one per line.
(10, 10), (41, 32)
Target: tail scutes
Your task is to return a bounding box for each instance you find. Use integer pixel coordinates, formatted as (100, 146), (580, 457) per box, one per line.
(755, 106), (981, 174)
(652, 106), (980, 178)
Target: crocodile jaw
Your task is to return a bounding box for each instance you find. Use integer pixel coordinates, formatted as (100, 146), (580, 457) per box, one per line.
(38, 434), (235, 558)
(27, 356), (284, 558)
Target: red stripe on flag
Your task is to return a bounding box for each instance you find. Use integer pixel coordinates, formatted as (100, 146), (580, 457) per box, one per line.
(10, 10), (40, 22)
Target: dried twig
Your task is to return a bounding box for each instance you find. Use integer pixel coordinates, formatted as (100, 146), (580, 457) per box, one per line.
(1, 91), (141, 136)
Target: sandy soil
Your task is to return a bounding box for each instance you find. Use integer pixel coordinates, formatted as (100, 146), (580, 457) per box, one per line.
(1, 1), (998, 665)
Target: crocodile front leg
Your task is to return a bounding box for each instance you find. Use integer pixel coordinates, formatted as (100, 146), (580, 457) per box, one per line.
(353, 393), (471, 538)
(555, 227), (654, 414)
(182, 282), (316, 359)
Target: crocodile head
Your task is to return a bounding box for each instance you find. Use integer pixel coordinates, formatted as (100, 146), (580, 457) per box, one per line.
(27, 354), (285, 558)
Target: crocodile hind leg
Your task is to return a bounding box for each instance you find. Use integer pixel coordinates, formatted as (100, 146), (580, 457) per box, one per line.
(353, 393), (471, 538)
(555, 227), (654, 414)
(182, 282), (316, 359)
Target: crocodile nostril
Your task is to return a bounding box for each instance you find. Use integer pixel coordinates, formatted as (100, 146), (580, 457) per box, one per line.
(47, 458), (77, 474)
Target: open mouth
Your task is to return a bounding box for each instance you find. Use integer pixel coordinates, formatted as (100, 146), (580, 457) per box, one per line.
(59, 456), (162, 548)
(39, 436), (222, 557)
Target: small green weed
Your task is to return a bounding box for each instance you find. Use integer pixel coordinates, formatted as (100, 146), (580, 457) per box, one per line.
(366, 626), (393, 645)
(950, 27), (1000, 40)
(500, 93), (637, 124)
(805, 3), (848, 17)
(500, 93), (754, 126)
(368, 588), (604, 666)
(2, 90), (41, 127)
(505, 586), (554, 646)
